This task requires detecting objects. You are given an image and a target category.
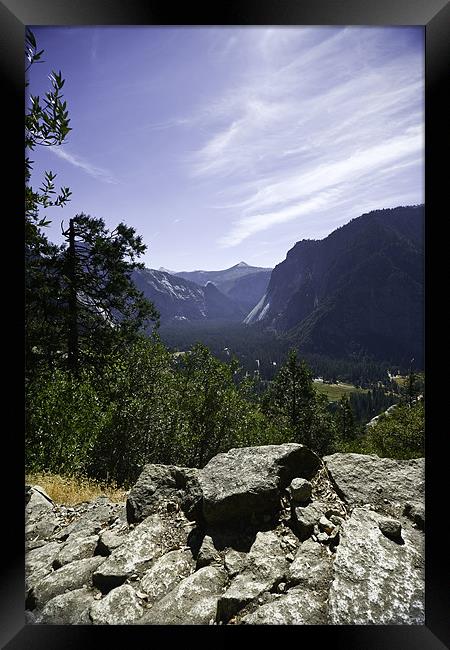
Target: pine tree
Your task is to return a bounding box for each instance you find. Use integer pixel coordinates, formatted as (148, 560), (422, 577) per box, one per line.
(262, 349), (336, 453)
(59, 214), (160, 374)
(336, 394), (355, 442)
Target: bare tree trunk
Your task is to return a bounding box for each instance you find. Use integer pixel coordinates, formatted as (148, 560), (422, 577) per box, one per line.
(67, 218), (79, 375)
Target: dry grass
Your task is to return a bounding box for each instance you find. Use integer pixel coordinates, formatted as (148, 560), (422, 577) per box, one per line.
(25, 472), (127, 505)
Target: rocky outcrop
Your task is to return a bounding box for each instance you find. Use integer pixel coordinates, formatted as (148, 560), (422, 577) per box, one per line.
(328, 507), (424, 624)
(126, 464), (202, 523)
(25, 445), (425, 626)
(199, 444), (320, 525)
(323, 453), (425, 519)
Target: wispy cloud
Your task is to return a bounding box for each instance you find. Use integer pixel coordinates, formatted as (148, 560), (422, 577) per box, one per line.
(49, 147), (118, 184)
(184, 27), (423, 248)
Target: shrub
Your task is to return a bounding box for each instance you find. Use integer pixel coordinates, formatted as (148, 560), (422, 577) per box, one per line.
(363, 401), (424, 459)
(26, 368), (107, 476)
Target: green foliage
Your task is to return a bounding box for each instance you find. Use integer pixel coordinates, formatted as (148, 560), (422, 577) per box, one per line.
(26, 368), (107, 476)
(25, 28), (72, 230)
(174, 344), (263, 466)
(349, 385), (398, 424)
(59, 213), (160, 373)
(87, 337), (179, 484)
(335, 394), (356, 444)
(362, 401), (425, 459)
(72, 339), (270, 484)
(262, 349), (337, 455)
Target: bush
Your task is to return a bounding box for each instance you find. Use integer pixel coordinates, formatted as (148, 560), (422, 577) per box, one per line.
(26, 368), (107, 476)
(363, 401), (424, 459)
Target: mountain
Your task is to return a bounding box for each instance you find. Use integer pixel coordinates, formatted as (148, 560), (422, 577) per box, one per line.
(132, 268), (245, 323)
(225, 270), (273, 313)
(245, 205), (424, 366)
(172, 262), (272, 311)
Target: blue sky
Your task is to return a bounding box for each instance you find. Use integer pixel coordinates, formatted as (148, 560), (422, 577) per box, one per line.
(28, 26), (424, 271)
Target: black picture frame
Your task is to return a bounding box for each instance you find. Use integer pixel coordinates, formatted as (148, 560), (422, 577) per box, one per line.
(1, 0), (448, 648)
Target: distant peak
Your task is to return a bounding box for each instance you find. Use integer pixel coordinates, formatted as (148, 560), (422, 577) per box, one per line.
(236, 261), (249, 267)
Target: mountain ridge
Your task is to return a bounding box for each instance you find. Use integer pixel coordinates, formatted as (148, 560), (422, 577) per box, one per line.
(245, 205), (424, 366)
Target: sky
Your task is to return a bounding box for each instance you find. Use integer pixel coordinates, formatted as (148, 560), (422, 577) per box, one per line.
(28, 26), (424, 271)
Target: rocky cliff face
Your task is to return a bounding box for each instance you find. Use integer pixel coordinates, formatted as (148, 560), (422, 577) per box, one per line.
(25, 446), (424, 626)
(132, 268), (245, 323)
(245, 205), (424, 366)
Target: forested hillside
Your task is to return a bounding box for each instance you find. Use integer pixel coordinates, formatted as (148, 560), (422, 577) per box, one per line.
(246, 205), (424, 368)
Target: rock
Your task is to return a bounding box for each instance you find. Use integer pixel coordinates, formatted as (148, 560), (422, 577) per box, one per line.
(25, 491), (58, 541)
(217, 530), (289, 623)
(240, 586), (328, 625)
(27, 556), (106, 610)
(126, 464), (202, 523)
(26, 540), (47, 552)
(196, 536), (222, 569)
(96, 529), (127, 556)
(140, 565), (228, 625)
(403, 502), (425, 530)
(25, 541), (61, 577)
(378, 518), (402, 542)
(89, 584), (144, 624)
(53, 535), (98, 568)
(286, 538), (333, 591)
(289, 478), (312, 504)
(292, 501), (326, 540)
(324, 453), (424, 517)
(35, 587), (95, 625)
(328, 507), (424, 624)
(318, 515), (335, 534)
(140, 549), (195, 604)
(25, 610), (37, 624)
(224, 550), (246, 578)
(93, 514), (181, 592)
(329, 514), (345, 527)
(200, 444), (320, 525)
(27, 485), (53, 507)
(59, 501), (123, 539)
(26, 564), (56, 595)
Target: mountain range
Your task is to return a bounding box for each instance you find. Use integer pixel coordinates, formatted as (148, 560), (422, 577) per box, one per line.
(245, 205), (424, 365)
(133, 205), (424, 366)
(173, 262), (272, 313)
(132, 262), (271, 322)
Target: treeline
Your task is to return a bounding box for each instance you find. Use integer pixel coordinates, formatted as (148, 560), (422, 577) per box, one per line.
(159, 322), (412, 386)
(25, 30), (425, 488)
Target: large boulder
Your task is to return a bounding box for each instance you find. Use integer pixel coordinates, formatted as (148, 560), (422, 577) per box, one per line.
(126, 464), (202, 523)
(25, 487), (58, 541)
(240, 587), (328, 625)
(92, 514), (186, 592)
(35, 587), (95, 625)
(286, 538), (334, 591)
(140, 549), (195, 604)
(25, 541), (61, 577)
(89, 584), (144, 625)
(324, 453), (424, 517)
(27, 556), (105, 610)
(25, 542), (62, 594)
(199, 444), (321, 525)
(217, 529), (291, 623)
(328, 507), (424, 625)
(53, 534), (98, 568)
(140, 565), (228, 625)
